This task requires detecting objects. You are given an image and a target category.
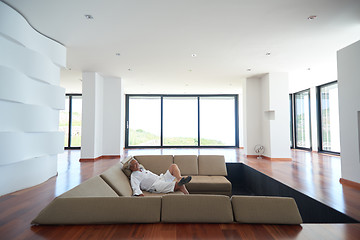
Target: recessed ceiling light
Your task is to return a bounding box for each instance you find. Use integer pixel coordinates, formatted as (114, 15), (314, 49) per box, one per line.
(191, 54), (197, 57)
(266, 52), (271, 56)
(84, 14), (94, 19)
(307, 15), (317, 20)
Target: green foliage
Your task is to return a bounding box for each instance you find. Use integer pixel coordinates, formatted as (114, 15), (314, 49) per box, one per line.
(129, 129), (225, 146)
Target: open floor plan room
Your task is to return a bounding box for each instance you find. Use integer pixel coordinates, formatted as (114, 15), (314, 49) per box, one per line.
(1, 148), (360, 240)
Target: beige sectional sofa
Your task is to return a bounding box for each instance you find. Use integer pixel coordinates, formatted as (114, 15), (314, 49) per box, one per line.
(31, 155), (303, 225)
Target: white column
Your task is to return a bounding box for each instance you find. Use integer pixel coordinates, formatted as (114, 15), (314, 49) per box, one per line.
(245, 73), (291, 159)
(337, 40), (360, 184)
(81, 73), (122, 159)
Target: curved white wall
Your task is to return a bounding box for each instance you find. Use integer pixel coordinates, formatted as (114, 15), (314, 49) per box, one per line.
(0, 2), (66, 196)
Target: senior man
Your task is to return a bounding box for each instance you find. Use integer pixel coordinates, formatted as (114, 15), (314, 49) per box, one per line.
(128, 159), (192, 196)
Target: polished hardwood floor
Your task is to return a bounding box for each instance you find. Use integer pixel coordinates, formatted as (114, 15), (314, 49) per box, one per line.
(1, 148), (360, 240)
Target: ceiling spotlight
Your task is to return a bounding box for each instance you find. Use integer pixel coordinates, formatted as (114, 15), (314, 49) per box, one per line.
(266, 52), (271, 56)
(84, 14), (94, 19)
(191, 54), (197, 57)
(307, 15), (317, 20)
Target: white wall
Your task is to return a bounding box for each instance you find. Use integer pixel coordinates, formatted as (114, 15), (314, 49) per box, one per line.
(0, 2), (66, 196)
(102, 77), (122, 155)
(245, 76), (262, 155)
(81, 72), (122, 159)
(337, 40), (360, 184)
(245, 73), (291, 158)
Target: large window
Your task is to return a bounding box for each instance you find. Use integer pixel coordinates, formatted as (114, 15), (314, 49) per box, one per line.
(317, 82), (340, 153)
(127, 96), (161, 146)
(59, 94), (82, 149)
(294, 90), (311, 150)
(125, 95), (238, 148)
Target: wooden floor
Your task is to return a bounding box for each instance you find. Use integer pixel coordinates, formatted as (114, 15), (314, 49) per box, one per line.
(1, 148), (360, 240)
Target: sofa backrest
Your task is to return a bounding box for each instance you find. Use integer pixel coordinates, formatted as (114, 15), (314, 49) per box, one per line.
(198, 155), (227, 176)
(134, 155), (173, 175)
(59, 176), (119, 198)
(100, 163), (133, 196)
(173, 155), (199, 176)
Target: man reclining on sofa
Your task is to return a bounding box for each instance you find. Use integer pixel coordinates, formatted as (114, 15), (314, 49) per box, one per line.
(129, 159), (192, 196)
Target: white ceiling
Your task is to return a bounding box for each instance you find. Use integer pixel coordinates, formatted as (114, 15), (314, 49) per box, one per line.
(3, 0), (360, 93)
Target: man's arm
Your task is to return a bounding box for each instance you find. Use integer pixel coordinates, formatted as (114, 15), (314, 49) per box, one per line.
(130, 174), (144, 196)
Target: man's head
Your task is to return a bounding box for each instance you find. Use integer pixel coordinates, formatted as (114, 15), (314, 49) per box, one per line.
(128, 159), (140, 172)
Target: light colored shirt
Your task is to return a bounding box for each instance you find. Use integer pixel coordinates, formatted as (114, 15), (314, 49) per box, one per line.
(130, 167), (159, 196)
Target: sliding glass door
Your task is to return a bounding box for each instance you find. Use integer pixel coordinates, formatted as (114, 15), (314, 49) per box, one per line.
(318, 82), (340, 153)
(125, 95), (238, 148)
(294, 90), (311, 150)
(163, 97), (198, 146)
(200, 97), (236, 146)
(127, 96), (161, 146)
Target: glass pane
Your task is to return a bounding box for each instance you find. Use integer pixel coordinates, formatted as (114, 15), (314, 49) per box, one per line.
(128, 97), (161, 146)
(200, 97), (236, 146)
(70, 96), (82, 147)
(295, 91), (311, 148)
(59, 96), (69, 147)
(163, 97), (198, 146)
(320, 83), (340, 152)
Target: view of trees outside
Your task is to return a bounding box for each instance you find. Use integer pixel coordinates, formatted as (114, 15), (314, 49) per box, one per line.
(320, 83), (340, 152)
(59, 95), (82, 148)
(128, 96), (236, 147)
(295, 91), (311, 148)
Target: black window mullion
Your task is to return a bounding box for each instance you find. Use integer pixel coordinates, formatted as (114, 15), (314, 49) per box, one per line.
(160, 96), (164, 146)
(197, 97), (200, 147)
(68, 95), (72, 148)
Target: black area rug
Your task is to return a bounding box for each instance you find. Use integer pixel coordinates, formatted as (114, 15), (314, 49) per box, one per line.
(226, 163), (359, 223)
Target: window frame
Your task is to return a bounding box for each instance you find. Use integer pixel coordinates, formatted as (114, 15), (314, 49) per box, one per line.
(63, 93), (82, 150)
(316, 81), (340, 155)
(293, 89), (312, 151)
(125, 94), (239, 148)
(289, 94), (294, 149)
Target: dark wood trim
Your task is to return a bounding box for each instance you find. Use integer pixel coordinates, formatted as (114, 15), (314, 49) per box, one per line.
(79, 155), (121, 162)
(246, 155), (292, 161)
(340, 178), (360, 190)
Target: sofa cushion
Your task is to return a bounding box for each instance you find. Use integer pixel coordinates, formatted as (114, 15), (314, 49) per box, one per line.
(231, 196), (303, 224)
(134, 155), (174, 175)
(161, 194), (233, 223)
(59, 176), (119, 198)
(31, 197), (162, 225)
(198, 155), (227, 176)
(100, 163), (133, 196)
(174, 155), (198, 176)
(186, 176), (231, 195)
